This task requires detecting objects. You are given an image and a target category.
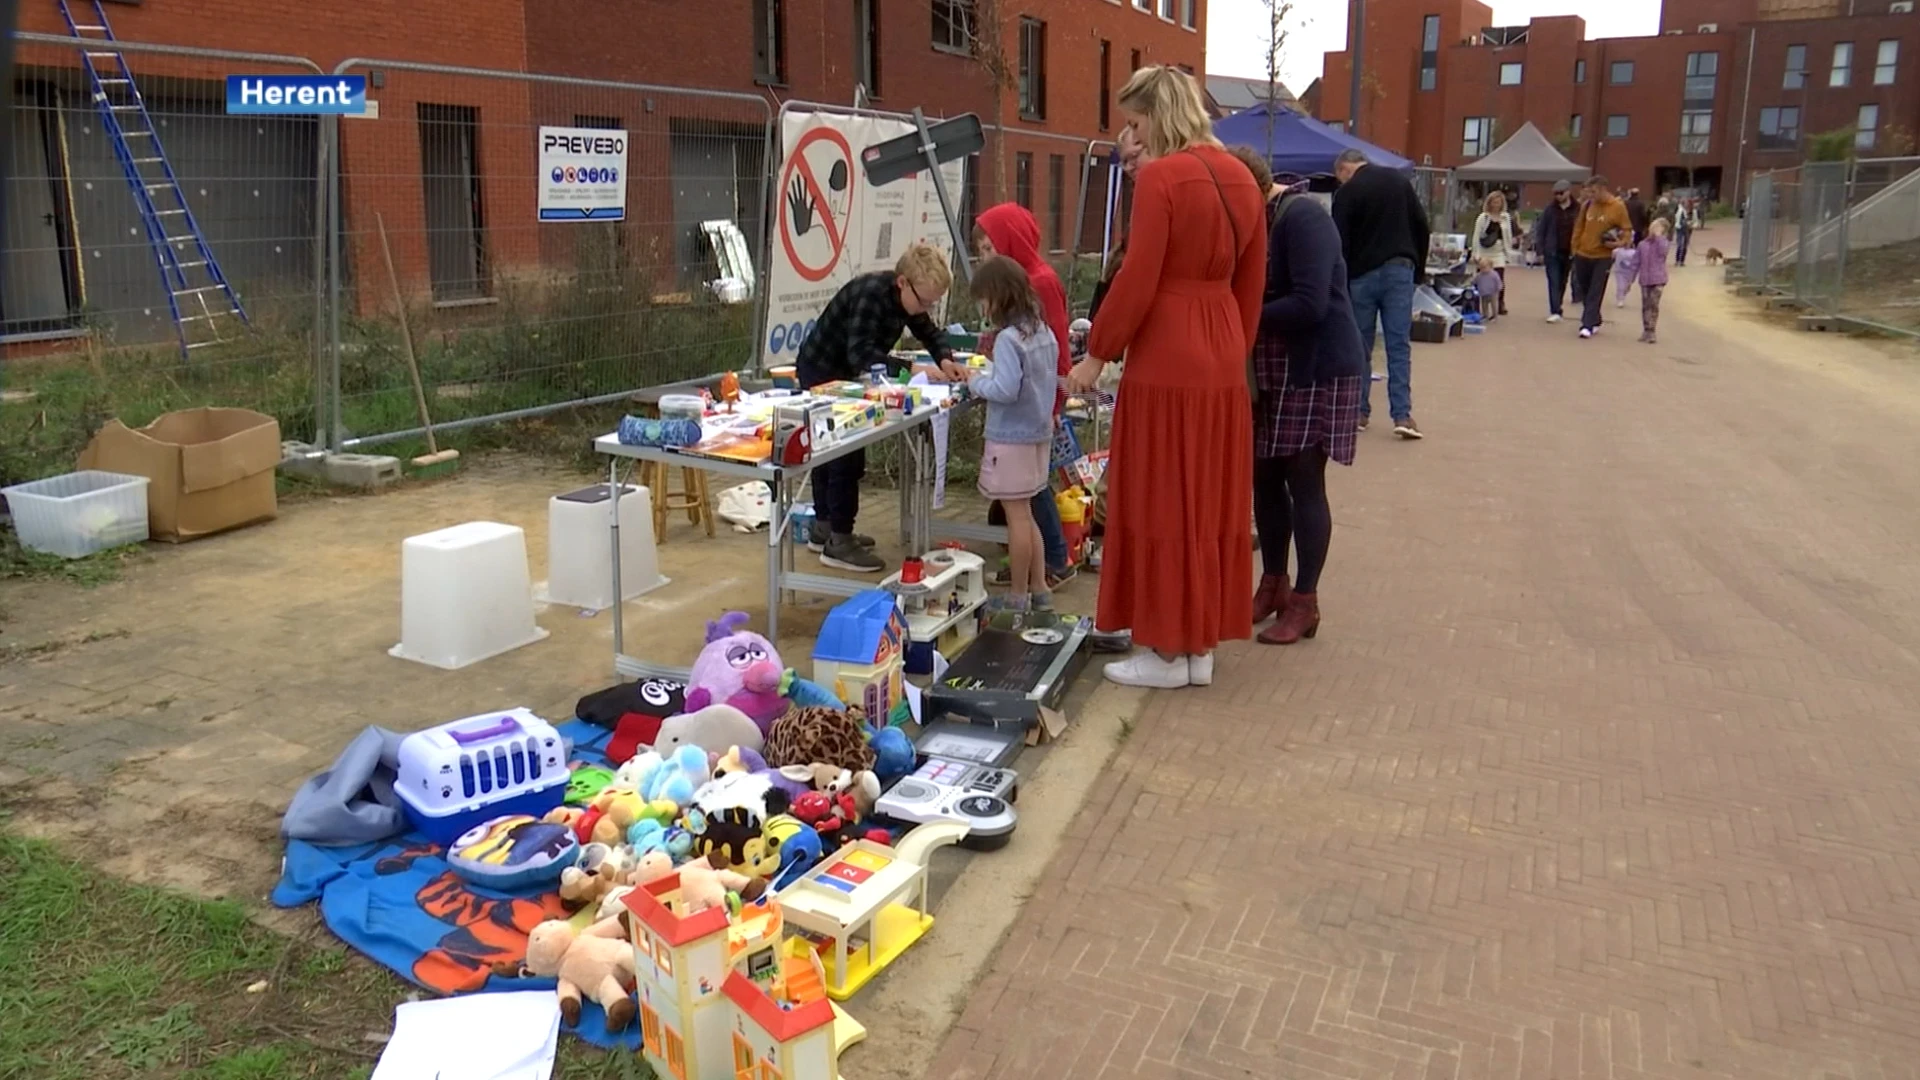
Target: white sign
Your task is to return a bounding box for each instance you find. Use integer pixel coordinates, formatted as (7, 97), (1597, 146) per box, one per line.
(760, 112), (968, 370)
(538, 126), (627, 222)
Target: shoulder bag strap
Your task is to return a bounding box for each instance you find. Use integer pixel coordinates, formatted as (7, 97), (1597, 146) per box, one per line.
(1190, 149), (1260, 404)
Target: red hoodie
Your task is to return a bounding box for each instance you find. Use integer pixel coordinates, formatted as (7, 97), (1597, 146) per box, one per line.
(976, 203), (1070, 417)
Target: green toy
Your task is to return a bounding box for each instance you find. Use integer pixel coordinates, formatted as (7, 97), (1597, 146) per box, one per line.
(564, 764), (617, 806)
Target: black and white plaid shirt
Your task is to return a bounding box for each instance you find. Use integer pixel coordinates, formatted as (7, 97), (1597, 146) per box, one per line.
(795, 271), (951, 386)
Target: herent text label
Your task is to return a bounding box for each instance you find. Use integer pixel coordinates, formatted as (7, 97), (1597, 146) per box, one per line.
(225, 75), (369, 115)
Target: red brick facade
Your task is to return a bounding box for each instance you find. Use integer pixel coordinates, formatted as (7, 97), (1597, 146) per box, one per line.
(1316, 0), (1920, 209)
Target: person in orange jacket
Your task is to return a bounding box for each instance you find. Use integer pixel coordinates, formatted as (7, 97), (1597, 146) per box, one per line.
(1570, 175), (1634, 338)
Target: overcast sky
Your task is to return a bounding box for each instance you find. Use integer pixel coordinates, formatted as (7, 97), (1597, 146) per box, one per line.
(1207, 0), (1663, 92)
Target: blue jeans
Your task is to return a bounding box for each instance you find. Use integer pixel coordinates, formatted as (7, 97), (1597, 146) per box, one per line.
(1032, 487), (1068, 575)
(1349, 260), (1415, 422)
(1544, 253), (1572, 316)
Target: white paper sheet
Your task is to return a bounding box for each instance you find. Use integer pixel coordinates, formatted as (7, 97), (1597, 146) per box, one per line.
(908, 374), (953, 510)
(371, 992), (561, 1080)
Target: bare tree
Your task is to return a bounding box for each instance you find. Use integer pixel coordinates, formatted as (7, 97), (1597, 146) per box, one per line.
(1261, 0), (1296, 160)
(930, 0), (1016, 200)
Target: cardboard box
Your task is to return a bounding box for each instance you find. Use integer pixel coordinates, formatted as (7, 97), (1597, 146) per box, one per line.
(77, 408), (279, 542)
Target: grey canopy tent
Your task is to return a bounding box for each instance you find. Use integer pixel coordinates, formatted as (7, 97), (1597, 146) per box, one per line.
(1453, 122), (1590, 182)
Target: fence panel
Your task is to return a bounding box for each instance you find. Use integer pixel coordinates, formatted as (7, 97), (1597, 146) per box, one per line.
(1413, 165), (1455, 235)
(1762, 165), (1802, 296)
(323, 60), (771, 449)
(1833, 156), (1920, 336)
(2, 34), (325, 485)
(1740, 171), (1773, 275)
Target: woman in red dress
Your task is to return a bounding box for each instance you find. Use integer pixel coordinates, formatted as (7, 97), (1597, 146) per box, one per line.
(1068, 66), (1267, 690)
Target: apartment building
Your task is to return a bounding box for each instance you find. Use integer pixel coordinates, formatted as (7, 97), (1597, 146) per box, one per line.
(5, 0), (1202, 342)
(1315, 0), (1920, 207)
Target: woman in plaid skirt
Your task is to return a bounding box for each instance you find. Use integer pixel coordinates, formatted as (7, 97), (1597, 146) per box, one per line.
(1225, 149), (1369, 645)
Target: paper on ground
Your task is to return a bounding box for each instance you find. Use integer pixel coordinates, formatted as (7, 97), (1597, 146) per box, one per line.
(371, 991), (561, 1080)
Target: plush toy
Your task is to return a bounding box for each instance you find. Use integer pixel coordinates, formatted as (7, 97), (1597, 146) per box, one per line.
(623, 745), (712, 809)
(517, 918), (636, 1031)
(763, 705), (878, 774)
(541, 804), (601, 846)
(586, 785), (677, 848)
(655, 704), (765, 757)
(677, 858), (761, 914)
(684, 612), (792, 734)
(684, 771), (791, 875)
(715, 744), (813, 802)
(866, 722), (916, 785)
(557, 843), (630, 909)
(625, 818), (695, 863)
(763, 813), (824, 891)
(798, 762), (882, 818)
(595, 850), (674, 922)
(565, 764), (618, 806)
(789, 789), (861, 848)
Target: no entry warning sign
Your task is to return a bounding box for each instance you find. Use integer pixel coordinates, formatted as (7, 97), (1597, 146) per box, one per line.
(761, 111), (965, 371)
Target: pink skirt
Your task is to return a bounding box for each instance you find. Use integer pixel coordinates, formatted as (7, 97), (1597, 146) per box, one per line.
(978, 441), (1050, 501)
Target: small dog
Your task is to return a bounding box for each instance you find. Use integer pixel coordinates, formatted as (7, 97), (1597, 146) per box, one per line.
(1704, 247), (1724, 265)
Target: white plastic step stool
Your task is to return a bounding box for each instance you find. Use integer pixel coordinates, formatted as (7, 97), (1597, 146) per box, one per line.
(390, 521), (549, 670)
(535, 483), (668, 611)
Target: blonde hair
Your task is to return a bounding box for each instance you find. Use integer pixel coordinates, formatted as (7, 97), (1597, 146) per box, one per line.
(1483, 190), (1507, 213)
(1649, 217), (1671, 237)
(895, 243), (953, 295)
(1117, 66), (1218, 159)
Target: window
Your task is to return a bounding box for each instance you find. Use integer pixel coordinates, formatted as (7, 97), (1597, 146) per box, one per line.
(1831, 42), (1853, 86)
(1684, 51), (1718, 104)
(1499, 62), (1523, 85)
(1875, 39), (1899, 85)
(753, 0), (786, 83)
(932, 0), (973, 54)
(640, 1004), (663, 1055)
(1160, 0), (1176, 19)
(1420, 15), (1440, 91)
(1679, 110), (1711, 154)
(1016, 152), (1033, 209)
(1017, 18), (1047, 119)
(664, 1028), (687, 1080)
(854, 0), (879, 97)
(1784, 44), (1807, 88)
(1182, 0), (1197, 29)
(1758, 105), (1800, 149)
(1606, 113), (1630, 138)
(1099, 40), (1112, 130)
(1858, 103), (1880, 149)
(1134, 0), (1151, 9)
(1570, 113), (1583, 138)
(1610, 60), (1634, 84)
(1130, 48), (1142, 71)
(655, 941), (674, 974)
(1462, 116), (1495, 157)
(1574, 59), (1587, 83)
(417, 103), (488, 303)
(758, 1061), (784, 1080)
(1048, 155), (1065, 251)
(734, 1034), (756, 1074)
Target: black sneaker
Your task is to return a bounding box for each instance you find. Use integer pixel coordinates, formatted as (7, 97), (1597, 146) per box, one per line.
(820, 534), (885, 573)
(808, 521), (873, 553)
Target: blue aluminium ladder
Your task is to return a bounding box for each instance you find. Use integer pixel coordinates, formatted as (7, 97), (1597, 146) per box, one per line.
(57, 0), (250, 357)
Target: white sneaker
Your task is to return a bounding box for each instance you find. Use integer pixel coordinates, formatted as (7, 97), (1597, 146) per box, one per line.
(1189, 653), (1214, 686)
(1616, 299), (1626, 309)
(1545, 313), (1562, 323)
(1579, 327), (1594, 339)
(1103, 652), (1191, 689)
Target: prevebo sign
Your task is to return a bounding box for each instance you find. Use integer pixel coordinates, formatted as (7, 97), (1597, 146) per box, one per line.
(538, 125), (629, 222)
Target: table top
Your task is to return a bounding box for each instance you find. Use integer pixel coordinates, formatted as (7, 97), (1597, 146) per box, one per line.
(594, 393), (969, 478)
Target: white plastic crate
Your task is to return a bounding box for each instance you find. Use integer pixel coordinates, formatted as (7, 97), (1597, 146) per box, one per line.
(2, 470), (150, 559)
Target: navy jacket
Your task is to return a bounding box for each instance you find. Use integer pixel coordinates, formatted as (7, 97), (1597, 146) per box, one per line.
(1258, 194), (1369, 390)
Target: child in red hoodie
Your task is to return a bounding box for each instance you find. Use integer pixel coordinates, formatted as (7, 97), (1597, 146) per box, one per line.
(972, 204), (1073, 590)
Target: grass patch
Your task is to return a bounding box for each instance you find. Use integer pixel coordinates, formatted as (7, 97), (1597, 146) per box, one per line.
(0, 532), (144, 589)
(0, 828), (659, 1080)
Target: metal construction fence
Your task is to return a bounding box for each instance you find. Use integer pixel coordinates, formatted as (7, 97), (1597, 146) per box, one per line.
(1741, 156), (1920, 338)
(1, 33), (1139, 475)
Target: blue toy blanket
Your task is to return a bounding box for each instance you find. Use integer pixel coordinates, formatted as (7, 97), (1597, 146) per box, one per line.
(272, 721), (642, 1050)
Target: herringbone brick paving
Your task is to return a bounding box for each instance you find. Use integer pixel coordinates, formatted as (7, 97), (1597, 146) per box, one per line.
(925, 267), (1920, 1080)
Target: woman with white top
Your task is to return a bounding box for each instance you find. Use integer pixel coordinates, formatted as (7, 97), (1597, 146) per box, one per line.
(1471, 190), (1518, 316)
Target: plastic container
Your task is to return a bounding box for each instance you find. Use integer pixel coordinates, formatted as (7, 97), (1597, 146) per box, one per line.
(395, 707), (570, 846)
(658, 394), (706, 423)
(389, 521), (549, 670)
(2, 470), (150, 558)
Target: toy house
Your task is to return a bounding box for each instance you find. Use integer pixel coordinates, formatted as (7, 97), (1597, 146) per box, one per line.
(620, 873), (863, 1080)
(880, 549), (986, 657)
(812, 590), (907, 724)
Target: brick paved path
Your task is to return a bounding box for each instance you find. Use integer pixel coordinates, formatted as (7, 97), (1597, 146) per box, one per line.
(926, 269), (1920, 1080)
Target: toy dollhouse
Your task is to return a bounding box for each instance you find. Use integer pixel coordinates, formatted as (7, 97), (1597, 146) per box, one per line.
(880, 549), (986, 656)
(619, 873), (864, 1080)
(812, 590), (908, 724)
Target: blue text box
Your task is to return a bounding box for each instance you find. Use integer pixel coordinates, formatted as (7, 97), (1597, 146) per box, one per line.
(226, 75), (368, 115)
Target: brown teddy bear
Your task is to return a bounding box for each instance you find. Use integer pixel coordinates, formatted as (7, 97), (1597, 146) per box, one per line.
(517, 918), (637, 1031)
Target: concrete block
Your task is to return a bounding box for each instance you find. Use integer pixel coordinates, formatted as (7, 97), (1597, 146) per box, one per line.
(279, 441), (328, 481)
(1764, 296), (1806, 311)
(1798, 314), (1841, 332)
(323, 453), (403, 490)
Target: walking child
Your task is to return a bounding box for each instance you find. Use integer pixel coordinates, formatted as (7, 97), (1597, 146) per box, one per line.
(1636, 218), (1671, 344)
(949, 256), (1059, 611)
(1471, 257), (1503, 321)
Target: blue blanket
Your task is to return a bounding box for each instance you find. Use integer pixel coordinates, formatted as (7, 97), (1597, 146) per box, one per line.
(272, 720), (642, 1049)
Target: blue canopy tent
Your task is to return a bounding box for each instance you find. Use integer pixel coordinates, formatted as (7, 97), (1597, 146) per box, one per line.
(1212, 103), (1413, 176)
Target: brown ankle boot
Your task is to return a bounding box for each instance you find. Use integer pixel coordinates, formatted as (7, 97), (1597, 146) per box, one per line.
(1252, 574), (1291, 623)
(1258, 591), (1320, 645)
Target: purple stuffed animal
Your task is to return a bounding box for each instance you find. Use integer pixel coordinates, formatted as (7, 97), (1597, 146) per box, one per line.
(684, 612), (790, 734)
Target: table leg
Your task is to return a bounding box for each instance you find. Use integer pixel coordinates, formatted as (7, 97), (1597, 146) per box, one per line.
(766, 474), (789, 641)
(609, 457), (625, 664)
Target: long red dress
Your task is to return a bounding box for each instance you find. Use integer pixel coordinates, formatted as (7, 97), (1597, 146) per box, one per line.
(1088, 145), (1266, 655)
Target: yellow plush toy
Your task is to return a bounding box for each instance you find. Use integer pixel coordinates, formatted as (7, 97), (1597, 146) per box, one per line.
(586, 786), (677, 848)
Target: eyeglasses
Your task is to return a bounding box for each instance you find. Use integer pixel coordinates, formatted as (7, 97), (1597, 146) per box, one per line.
(905, 279), (931, 310)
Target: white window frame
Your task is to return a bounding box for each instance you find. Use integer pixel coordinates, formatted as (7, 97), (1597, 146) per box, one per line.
(1875, 39), (1898, 85)
(1462, 116), (1495, 157)
(1784, 44), (1807, 89)
(1181, 0), (1197, 29)
(1857, 103), (1879, 149)
(1499, 62), (1523, 86)
(1831, 41), (1854, 86)
(1569, 113), (1583, 138)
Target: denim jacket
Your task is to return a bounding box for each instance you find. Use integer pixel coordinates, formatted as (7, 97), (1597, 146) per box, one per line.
(968, 322), (1057, 445)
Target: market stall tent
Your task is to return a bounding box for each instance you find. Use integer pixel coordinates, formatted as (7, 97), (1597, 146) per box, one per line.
(1452, 122), (1591, 182)
(1212, 103), (1412, 176)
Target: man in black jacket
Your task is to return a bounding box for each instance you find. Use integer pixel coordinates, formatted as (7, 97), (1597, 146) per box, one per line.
(794, 243), (953, 572)
(1530, 179), (1581, 322)
(1331, 149), (1430, 440)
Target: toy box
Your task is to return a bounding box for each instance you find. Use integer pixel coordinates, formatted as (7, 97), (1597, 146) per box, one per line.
(395, 707), (570, 845)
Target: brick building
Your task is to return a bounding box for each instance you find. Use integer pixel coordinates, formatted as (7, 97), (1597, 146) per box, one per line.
(1314, 0), (1920, 210)
(5, 0), (1202, 342)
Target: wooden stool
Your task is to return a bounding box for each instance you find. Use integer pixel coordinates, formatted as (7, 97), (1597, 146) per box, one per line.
(640, 461), (714, 541)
